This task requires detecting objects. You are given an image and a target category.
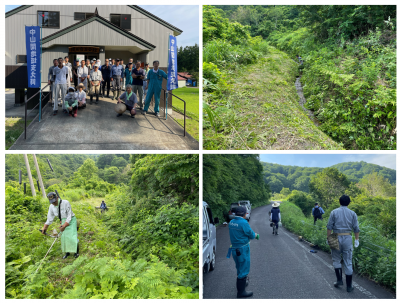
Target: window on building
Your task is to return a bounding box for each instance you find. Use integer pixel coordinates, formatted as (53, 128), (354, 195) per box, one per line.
(17, 55), (27, 64)
(37, 11), (60, 28)
(74, 12), (94, 21)
(110, 14), (131, 30)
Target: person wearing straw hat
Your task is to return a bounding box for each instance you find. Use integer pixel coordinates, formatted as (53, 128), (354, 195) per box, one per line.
(117, 84), (138, 118)
(326, 195), (360, 293)
(76, 83), (86, 109)
(89, 64), (102, 104)
(269, 201), (281, 235)
(227, 206), (258, 298)
(42, 192), (79, 259)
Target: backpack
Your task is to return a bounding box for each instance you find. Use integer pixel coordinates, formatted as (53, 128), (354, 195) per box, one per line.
(314, 207), (321, 217)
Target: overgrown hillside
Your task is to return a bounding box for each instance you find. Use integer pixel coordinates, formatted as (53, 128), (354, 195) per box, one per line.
(262, 161), (396, 193)
(204, 5), (396, 150)
(203, 154), (271, 220)
(5, 154), (199, 299)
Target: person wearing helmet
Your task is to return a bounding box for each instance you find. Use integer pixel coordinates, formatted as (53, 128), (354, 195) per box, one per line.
(64, 87), (78, 117)
(42, 192), (79, 259)
(89, 64), (102, 104)
(269, 201), (281, 235)
(327, 195), (360, 293)
(227, 206), (258, 298)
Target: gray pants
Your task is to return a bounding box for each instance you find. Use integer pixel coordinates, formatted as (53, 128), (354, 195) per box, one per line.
(331, 235), (353, 275)
(112, 76), (121, 93)
(50, 82), (56, 103)
(121, 77), (125, 90)
(54, 83), (67, 110)
(132, 85), (144, 107)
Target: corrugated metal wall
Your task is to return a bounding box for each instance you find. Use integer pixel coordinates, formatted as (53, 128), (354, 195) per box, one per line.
(6, 5), (177, 67)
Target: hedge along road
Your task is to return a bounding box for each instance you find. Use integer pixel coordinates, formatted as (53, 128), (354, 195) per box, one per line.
(203, 202), (395, 299)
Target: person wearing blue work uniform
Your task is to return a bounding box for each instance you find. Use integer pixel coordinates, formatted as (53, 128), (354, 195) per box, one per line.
(142, 60), (168, 117)
(327, 195), (360, 293)
(111, 58), (124, 100)
(312, 202), (325, 224)
(269, 201), (281, 235)
(228, 206), (258, 298)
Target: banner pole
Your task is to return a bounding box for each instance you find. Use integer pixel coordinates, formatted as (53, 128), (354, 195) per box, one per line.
(166, 35), (170, 120)
(39, 22), (42, 122)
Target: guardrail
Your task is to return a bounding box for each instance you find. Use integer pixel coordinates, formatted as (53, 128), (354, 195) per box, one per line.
(161, 88), (186, 137)
(24, 85), (51, 139)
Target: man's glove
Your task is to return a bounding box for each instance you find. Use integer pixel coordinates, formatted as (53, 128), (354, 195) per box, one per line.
(354, 239), (359, 248)
(255, 233), (259, 240)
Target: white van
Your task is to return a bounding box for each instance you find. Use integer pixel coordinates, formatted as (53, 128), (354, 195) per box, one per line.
(203, 201), (219, 273)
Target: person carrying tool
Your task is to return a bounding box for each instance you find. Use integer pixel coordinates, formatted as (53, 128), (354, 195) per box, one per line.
(100, 201), (107, 213)
(312, 202), (325, 224)
(269, 201), (281, 235)
(41, 192), (79, 259)
(227, 206), (258, 298)
(327, 195), (360, 293)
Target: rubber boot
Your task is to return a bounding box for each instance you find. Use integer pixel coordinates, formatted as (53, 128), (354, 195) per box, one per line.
(96, 94), (99, 104)
(62, 252), (70, 259)
(74, 244), (79, 258)
(237, 277), (253, 298)
(90, 95), (93, 104)
(276, 226), (279, 235)
(116, 90), (121, 100)
(334, 268), (343, 287)
(107, 89), (110, 98)
(346, 275), (354, 292)
(73, 107), (78, 117)
(112, 91), (116, 100)
(246, 276), (249, 287)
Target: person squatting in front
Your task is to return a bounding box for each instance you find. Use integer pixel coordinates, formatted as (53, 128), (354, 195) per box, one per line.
(117, 84), (138, 118)
(142, 60), (167, 117)
(269, 201), (281, 234)
(64, 87), (78, 117)
(41, 192), (79, 259)
(227, 206), (259, 298)
(327, 195), (360, 293)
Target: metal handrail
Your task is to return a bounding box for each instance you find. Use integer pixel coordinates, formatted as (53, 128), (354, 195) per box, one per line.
(162, 88), (186, 137)
(24, 84), (51, 139)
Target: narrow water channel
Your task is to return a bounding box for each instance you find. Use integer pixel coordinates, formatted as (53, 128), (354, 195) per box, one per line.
(295, 76), (320, 127)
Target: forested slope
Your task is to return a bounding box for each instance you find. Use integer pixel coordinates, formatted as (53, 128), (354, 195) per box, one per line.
(206, 5), (396, 150)
(5, 154), (199, 299)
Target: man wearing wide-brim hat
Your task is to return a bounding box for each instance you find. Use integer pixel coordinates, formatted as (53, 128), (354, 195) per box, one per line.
(269, 201), (281, 235)
(41, 192), (79, 259)
(327, 195), (360, 292)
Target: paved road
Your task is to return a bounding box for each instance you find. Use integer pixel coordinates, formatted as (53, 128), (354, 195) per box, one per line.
(9, 95), (198, 150)
(203, 202), (395, 299)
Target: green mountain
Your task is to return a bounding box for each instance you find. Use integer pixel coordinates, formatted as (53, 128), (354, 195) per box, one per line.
(262, 161), (395, 193)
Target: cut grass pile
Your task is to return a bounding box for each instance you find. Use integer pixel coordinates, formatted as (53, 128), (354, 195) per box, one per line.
(203, 46), (343, 150)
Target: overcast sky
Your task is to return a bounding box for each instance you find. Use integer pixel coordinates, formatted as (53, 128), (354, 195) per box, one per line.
(5, 5), (199, 48)
(259, 154), (396, 170)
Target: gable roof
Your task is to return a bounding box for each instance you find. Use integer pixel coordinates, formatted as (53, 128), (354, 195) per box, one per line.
(6, 5), (183, 34)
(178, 72), (192, 80)
(41, 14), (155, 50)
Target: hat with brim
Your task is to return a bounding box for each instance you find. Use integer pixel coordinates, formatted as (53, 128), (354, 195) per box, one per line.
(78, 83), (84, 88)
(272, 202), (280, 207)
(234, 206), (247, 217)
(47, 192), (58, 204)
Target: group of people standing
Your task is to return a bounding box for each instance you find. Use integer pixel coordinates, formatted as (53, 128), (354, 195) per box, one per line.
(48, 56), (167, 118)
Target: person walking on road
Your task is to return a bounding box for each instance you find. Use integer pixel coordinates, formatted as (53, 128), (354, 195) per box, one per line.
(327, 195), (360, 293)
(313, 203), (325, 224)
(41, 192), (79, 259)
(269, 202), (281, 235)
(227, 206), (258, 298)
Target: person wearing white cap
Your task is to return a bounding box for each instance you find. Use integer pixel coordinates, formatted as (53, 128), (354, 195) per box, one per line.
(64, 87), (79, 117)
(89, 64), (102, 104)
(77, 60), (88, 91)
(76, 83), (86, 109)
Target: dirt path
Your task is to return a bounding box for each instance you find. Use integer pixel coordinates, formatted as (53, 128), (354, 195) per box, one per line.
(295, 76), (320, 126)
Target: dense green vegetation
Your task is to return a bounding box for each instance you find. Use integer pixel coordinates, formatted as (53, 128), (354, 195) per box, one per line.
(203, 154), (271, 221)
(177, 44), (199, 73)
(263, 161), (395, 193)
(203, 5), (396, 150)
(5, 154), (199, 299)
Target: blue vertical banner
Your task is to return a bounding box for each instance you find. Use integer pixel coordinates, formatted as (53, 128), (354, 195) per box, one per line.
(25, 26), (41, 88)
(167, 35), (178, 91)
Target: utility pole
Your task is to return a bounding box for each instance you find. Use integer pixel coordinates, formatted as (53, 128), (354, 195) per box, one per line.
(33, 154), (46, 198)
(23, 154), (36, 197)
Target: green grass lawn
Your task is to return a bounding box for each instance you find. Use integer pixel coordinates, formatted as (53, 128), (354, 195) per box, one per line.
(171, 87), (199, 140)
(172, 87), (199, 119)
(6, 117), (32, 150)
